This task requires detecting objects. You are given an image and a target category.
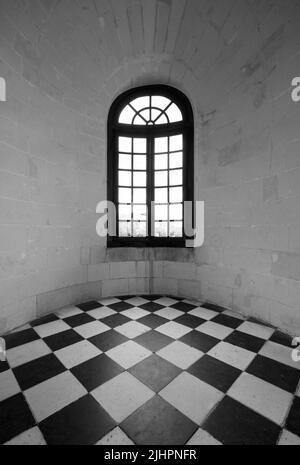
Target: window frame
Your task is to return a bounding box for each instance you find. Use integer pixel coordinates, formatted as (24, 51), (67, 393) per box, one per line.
(107, 84), (194, 248)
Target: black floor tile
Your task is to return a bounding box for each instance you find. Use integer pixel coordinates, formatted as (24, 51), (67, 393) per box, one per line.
(130, 355), (180, 392)
(188, 355), (241, 392)
(138, 314), (168, 329)
(40, 395), (116, 445)
(13, 354), (66, 391)
(71, 354), (123, 391)
(140, 295), (163, 301)
(43, 329), (84, 351)
(270, 330), (293, 348)
(212, 314), (242, 329)
(225, 331), (265, 353)
(174, 314), (206, 328)
(100, 314), (131, 328)
(201, 303), (225, 313)
(0, 394), (35, 444)
(121, 396), (197, 445)
(134, 331), (173, 352)
(247, 355), (300, 394)
(180, 331), (219, 353)
(285, 397), (300, 437)
(203, 396), (281, 445)
(108, 301), (134, 312)
(30, 314), (59, 327)
(89, 330), (129, 352)
(140, 302), (164, 312)
(170, 302), (197, 312)
(0, 360), (10, 373)
(63, 313), (95, 328)
(77, 301), (103, 311)
(4, 328), (40, 350)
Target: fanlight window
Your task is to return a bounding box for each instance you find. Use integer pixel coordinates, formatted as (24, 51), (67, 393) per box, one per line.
(119, 96), (183, 125)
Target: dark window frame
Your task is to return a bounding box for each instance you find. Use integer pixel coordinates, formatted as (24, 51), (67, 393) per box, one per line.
(107, 84), (194, 248)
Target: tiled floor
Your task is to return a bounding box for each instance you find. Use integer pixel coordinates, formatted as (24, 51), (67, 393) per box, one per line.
(1, 295), (300, 445)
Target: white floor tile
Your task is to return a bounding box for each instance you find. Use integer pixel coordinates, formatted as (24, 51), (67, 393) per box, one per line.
(156, 321), (192, 339)
(55, 340), (101, 369)
(154, 308), (184, 320)
(222, 310), (246, 320)
(154, 297), (178, 306)
(186, 428), (222, 445)
(196, 321), (234, 340)
(4, 427), (46, 445)
(157, 341), (203, 369)
(120, 307), (150, 320)
(160, 372), (223, 424)
(87, 307), (116, 319)
(24, 371), (86, 422)
(208, 341), (256, 370)
(189, 307), (219, 320)
(228, 372), (293, 425)
(74, 321), (110, 338)
(99, 298), (120, 306)
(56, 306), (82, 319)
(96, 427), (134, 445)
(6, 340), (51, 368)
(124, 297), (149, 306)
(106, 341), (151, 369)
(115, 321), (150, 339)
(259, 341), (300, 369)
(0, 370), (20, 402)
(278, 429), (300, 445)
(92, 372), (154, 422)
(238, 321), (274, 340)
(34, 320), (71, 338)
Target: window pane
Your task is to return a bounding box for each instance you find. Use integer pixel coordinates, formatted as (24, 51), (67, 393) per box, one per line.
(166, 103), (182, 122)
(169, 169), (182, 186)
(119, 153), (131, 170)
(151, 96), (170, 110)
(169, 204), (183, 220)
(151, 108), (161, 121)
(155, 154), (168, 170)
(119, 137), (132, 152)
(155, 137), (168, 153)
(119, 171), (132, 186)
(130, 96), (150, 111)
(119, 188), (131, 203)
(133, 222), (147, 237)
(133, 171), (146, 187)
(155, 222), (168, 237)
(133, 204), (147, 221)
(119, 222), (131, 237)
(155, 188), (168, 203)
(134, 115), (146, 125)
(169, 151), (183, 169)
(133, 188), (146, 203)
(133, 138), (147, 153)
(155, 204), (168, 221)
(133, 155), (146, 170)
(139, 109), (150, 122)
(119, 204), (131, 220)
(155, 170), (168, 187)
(169, 221), (183, 237)
(119, 105), (136, 124)
(169, 186), (183, 203)
(169, 134), (183, 151)
(155, 113), (168, 125)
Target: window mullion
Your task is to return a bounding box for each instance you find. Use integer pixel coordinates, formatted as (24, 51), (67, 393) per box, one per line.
(147, 136), (154, 239)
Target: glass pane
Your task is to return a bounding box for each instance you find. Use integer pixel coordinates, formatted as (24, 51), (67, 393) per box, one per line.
(134, 115), (146, 125)
(155, 170), (168, 187)
(155, 222), (168, 237)
(119, 222), (131, 237)
(155, 188), (168, 204)
(133, 204), (147, 221)
(139, 109), (150, 122)
(119, 153), (131, 170)
(155, 154), (168, 170)
(133, 155), (146, 170)
(169, 134), (183, 151)
(119, 188), (131, 203)
(133, 188), (146, 203)
(155, 113), (168, 125)
(151, 96), (171, 110)
(119, 137), (132, 153)
(133, 138), (146, 153)
(151, 108), (161, 121)
(133, 171), (146, 187)
(169, 169), (182, 186)
(169, 151), (183, 169)
(119, 171), (132, 186)
(169, 186), (183, 203)
(155, 137), (168, 153)
(166, 103), (182, 122)
(169, 203), (183, 220)
(130, 96), (150, 111)
(155, 204), (168, 221)
(133, 222), (147, 237)
(169, 221), (182, 237)
(119, 105), (136, 124)
(119, 204), (131, 220)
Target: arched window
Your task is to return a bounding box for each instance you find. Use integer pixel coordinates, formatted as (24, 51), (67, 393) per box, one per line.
(107, 85), (194, 247)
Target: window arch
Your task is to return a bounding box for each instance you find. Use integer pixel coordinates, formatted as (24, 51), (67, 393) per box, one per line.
(107, 85), (194, 247)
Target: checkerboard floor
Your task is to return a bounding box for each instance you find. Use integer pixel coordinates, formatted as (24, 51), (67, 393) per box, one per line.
(1, 295), (300, 445)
